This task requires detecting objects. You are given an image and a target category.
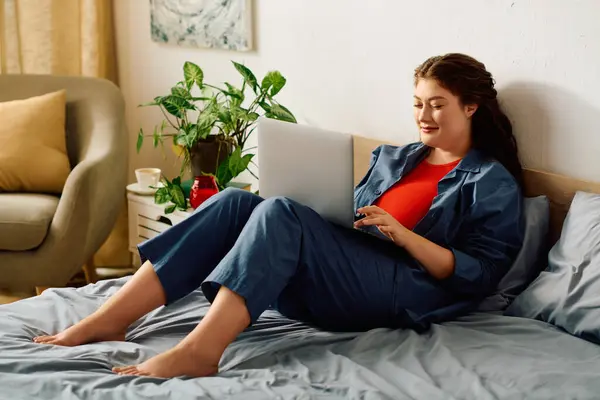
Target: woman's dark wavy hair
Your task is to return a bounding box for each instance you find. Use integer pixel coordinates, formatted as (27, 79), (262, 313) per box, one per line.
(414, 53), (523, 187)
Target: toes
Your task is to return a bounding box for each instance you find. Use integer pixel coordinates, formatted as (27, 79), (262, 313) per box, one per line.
(33, 336), (54, 344)
(122, 367), (139, 376)
(114, 366), (138, 375)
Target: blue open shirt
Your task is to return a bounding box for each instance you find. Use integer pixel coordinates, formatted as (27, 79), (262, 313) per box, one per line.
(354, 142), (525, 299)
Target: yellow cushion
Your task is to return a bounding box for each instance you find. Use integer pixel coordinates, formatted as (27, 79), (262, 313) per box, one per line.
(0, 90), (71, 194)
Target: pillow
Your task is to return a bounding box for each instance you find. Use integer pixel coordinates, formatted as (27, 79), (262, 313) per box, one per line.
(477, 195), (550, 311)
(505, 191), (600, 344)
(0, 90), (71, 194)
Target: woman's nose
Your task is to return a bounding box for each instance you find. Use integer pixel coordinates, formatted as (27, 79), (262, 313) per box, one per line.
(418, 107), (431, 122)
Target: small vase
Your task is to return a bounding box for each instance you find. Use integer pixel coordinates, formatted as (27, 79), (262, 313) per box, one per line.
(189, 175), (219, 209)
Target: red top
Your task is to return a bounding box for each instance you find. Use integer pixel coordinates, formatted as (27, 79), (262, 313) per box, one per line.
(375, 159), (461, 230)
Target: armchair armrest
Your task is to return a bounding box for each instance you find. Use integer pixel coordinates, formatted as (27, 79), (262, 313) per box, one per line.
(35, 80), (128, 285)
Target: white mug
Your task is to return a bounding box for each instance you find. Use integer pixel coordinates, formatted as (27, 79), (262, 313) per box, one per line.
(135, 168), (161, 189)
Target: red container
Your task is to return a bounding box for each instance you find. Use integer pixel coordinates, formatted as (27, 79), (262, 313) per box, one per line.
(189, 176), (219, 209)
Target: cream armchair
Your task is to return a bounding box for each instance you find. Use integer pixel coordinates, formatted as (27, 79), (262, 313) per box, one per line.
(0, 75), (128, 292)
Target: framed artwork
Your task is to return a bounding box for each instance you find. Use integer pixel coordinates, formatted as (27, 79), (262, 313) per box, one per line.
(150, 0), (253, 51)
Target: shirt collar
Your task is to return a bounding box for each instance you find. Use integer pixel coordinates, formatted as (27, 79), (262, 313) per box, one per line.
(414, 143), (484, 173)
(455, 148), (484, 173)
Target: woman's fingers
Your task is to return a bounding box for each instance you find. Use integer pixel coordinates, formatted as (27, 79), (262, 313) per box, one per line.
(355, 216), (386, 227)
(357, 206), (386, 215)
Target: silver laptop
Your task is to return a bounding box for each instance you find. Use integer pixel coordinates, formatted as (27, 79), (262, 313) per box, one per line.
(257, 117), (355, 228)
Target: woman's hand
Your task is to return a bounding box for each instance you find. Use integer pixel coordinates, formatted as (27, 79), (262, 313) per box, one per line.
(355, 205), (455, 279)
(354, 206), (408, 245)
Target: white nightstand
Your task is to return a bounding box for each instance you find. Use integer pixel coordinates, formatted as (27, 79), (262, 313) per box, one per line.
(127, 191), (193, 268)
(127, 182), (251, 268)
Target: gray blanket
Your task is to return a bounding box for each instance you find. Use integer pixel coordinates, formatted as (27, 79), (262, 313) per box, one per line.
(1, 277), (599, 400)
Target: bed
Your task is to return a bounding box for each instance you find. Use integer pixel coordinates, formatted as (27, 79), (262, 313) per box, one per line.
(1, 136), (600, 400)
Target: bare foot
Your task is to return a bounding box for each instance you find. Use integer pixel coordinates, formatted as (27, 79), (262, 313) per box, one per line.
(33, 316), (126, 346)
(112, 344), (218, 378)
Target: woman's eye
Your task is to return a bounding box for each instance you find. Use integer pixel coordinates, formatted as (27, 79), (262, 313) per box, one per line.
(413, 104), (423, 109)
(432, 105), (443, 110)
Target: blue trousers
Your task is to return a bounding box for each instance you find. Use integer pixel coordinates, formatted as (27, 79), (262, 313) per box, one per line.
(138, 188), (455, 331)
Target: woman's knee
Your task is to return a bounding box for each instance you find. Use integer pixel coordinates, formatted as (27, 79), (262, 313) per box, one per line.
(254, 196), (300, 219)
(192, 188), (263, 218)
(215, 187), (262, 205)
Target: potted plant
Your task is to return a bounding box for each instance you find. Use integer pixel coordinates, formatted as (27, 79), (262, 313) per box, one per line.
(136, 61), (296, 213)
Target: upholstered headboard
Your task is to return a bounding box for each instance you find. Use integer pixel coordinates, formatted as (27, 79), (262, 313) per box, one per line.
(353, 135), (600, 243)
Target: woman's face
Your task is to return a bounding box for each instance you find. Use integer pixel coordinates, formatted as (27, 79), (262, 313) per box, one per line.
(413, 78), (477, 151)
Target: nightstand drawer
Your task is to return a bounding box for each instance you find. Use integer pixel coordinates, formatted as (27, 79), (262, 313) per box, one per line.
(128, 199), (192, 255)
(134, 202), (169, 222)
(138, 215), (173, 233)
(135, 203), (189, 225)
(137, 225), (161, 241)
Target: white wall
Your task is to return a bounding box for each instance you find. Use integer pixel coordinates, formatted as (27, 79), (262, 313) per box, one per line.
(114, 0), (600, 185)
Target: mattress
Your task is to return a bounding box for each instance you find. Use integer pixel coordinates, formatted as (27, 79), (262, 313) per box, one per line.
(1, 277), (599, 400)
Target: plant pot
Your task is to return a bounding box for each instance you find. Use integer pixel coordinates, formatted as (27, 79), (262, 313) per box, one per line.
(190, 135), (232, 176)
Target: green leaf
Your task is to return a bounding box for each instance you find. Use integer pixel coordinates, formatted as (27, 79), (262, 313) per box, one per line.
(136, 129), (144, 153)
(154, 187), (170, 204)
(175, 125), (199, 148)
(227, 147), (254, 178)
(267, 104), (297, 123)
(259, 101), (272, 113)
(139, 96), (166, 107)
(175, 132), (187, 147)
(278, 104), (296, 121)
(237, 108), (258, 124)
(218, 109), (232, 124)
(139, 99), (160, 107)
(240, 154), (254, 172)
(169, 184), (186, 209)
(224, 82), (244, 102)
(232, 61), (258, 92)
(171, 86), (192, 100)
(188, 124), (200, 144)
(228, 105), (241, 121)
(197, 110), (218, 132)
(152, 125), (160, 148)
(264, 71), (286, 96)
(162, 95), (195, 118)
(197, 124), (212, 140)
(261, 75), (273, 91)
(160, 119), (168, 133)
(163, 177), (173, 189)
(164, 204), (177, 214)
(162, 96), (183, 118)
(216, 158), (233, 187)
(184, 61), (204, 90)
(247, 112), (259, 122)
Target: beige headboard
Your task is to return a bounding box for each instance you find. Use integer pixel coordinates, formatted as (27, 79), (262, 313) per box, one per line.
(353, 136), (600, 243)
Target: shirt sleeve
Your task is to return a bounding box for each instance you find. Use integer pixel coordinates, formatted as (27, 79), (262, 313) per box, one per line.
(444, 180), (525, 297)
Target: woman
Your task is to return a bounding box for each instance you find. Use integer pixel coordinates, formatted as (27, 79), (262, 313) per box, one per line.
(33, 53), (524, 378)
